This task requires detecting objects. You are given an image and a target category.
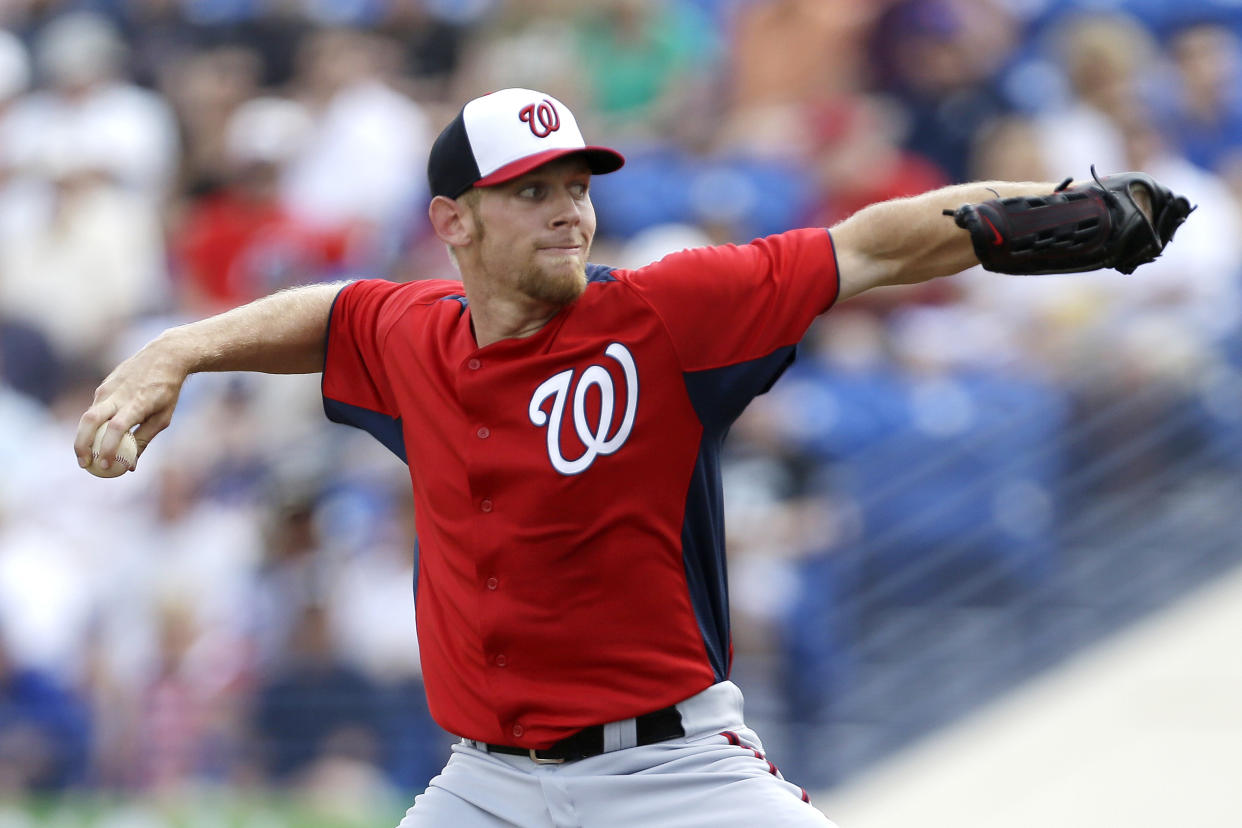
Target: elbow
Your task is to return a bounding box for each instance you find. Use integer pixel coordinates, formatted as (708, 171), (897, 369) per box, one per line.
(835, 247), (903, 301)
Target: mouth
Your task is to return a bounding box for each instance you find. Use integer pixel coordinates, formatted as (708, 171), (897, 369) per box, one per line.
(537, 246), (585, 260)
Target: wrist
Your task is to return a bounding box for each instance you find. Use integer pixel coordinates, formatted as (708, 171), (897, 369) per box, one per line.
(152, 325), (205, 377)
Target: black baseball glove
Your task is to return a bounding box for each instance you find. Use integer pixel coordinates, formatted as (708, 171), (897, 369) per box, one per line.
(949, 167), (1195, 275)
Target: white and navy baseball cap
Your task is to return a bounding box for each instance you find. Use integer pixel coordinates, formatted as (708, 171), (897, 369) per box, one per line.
(428, 88), (625, 199)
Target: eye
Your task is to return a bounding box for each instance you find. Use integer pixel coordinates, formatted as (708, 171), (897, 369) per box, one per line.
(516, 184), (544, 199)
(570, 181), (589, 199)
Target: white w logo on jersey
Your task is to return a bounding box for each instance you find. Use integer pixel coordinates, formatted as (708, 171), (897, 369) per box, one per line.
(527, 343), (639, 475)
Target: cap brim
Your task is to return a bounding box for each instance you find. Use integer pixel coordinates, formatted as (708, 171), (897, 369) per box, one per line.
(474, 146), (625, 188)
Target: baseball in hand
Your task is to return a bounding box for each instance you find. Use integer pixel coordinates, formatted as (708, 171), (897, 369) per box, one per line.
(88, 423), (138, 478)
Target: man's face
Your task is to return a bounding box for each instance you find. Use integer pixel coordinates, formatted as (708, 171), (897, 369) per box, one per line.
(463, 155), (597, 307)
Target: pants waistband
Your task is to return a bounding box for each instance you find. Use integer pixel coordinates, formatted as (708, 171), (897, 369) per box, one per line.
(464, 681), (746, 764)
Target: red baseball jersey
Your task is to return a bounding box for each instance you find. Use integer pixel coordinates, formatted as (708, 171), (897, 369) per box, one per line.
(322, 228), (839, 748)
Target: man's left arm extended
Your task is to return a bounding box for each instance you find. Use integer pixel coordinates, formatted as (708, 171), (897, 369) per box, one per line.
(830, 172), (1192, 302)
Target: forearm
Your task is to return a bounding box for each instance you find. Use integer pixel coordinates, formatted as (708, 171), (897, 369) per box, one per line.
(74, 282), (346, 470)
(160, 282), (345, 375)
(832, 181), (1057, 301)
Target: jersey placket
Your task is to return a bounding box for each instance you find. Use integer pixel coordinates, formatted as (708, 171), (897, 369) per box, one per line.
(455, 351), (523, 737)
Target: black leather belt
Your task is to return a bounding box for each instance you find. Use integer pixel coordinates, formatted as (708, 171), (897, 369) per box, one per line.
(482, 705), (684, 763)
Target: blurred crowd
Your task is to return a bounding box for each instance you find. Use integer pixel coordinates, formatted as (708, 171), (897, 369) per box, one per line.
(4, 0), (1242, 805)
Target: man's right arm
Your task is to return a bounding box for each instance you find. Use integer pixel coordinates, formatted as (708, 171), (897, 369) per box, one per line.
(74, 282), (345, 473)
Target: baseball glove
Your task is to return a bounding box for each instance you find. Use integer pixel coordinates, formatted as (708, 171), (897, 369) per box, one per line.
(949, 167), (1195, 275)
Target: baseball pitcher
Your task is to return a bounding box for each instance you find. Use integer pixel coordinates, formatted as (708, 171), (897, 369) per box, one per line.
(76, 88), (1191, 827)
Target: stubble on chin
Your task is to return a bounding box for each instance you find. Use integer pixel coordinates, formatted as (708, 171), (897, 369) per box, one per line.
(518, 261), (588, 307)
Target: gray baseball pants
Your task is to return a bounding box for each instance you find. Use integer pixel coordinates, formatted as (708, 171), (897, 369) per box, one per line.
(396, 681), (837, 827)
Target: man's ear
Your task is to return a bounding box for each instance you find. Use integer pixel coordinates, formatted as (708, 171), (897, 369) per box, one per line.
(428, 195), (475, 247)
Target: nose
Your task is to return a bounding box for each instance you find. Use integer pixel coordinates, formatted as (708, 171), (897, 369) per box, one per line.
(548, 187), (583, 228)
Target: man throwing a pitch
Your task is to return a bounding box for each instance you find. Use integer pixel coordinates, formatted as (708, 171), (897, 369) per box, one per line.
(76, 88), (1191, 827)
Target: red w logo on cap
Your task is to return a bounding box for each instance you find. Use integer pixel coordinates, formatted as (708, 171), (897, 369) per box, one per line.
(519, 100), (561, 138)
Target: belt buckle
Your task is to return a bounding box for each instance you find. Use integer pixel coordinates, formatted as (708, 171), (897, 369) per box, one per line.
(529, 748), (566, 765)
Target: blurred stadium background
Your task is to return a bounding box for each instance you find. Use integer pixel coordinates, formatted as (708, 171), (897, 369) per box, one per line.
(2, 0), (1242, 825)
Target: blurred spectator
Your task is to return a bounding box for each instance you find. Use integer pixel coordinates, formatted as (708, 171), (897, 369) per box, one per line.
(250, 490), (332, 669)
(722, 0), (877, 158)
(615, 222), (714, 270)
(590, 142), (817, 244)
(1033, 13), (1155, 181)
(0, 125), (168, 363)
(966, 93), (1242, 498)
(251, 604), (384, 784)
(0, 407), (117, 685)
(135, 603), (243, 791)
(161, 45), (264, 195)
(172, 95), (349, 312)
(0, 32), (63, 403)
(135, 461), (265, 654)
(722, 370), (862, 773)
(0, 13), (173, 365)
(79, 404), (266, 789)
(968, 105), (1242, 370)
(451, 0), (585, 105)
(376, 0), (468, 101)
(380, 674), (447, 793)
(217, 0), (316, 88)
(0, 30), (28, 115)
(0, 2), (21, 29)
(281, 28), (431, 260)
(1114, 103), (1242, 343)
(0, 29), (36, 244)
(4, 11), (180, 202)
(2, 0), (72, 44)
(0, 318), (62, 406)
(1163, 23), (1242, 200)
(320, 483), (421, 684)
(808, 95), (950, 228)
(572, 0), (720, 138)
(0, 630), (91, 792)
(870, 0), (1016, 182)
(968, 113), (1051, 183)
(724, 398), (840, 648)
(115, 0), (209, 90)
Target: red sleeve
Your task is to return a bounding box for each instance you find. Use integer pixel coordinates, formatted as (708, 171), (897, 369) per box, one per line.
(324, 277), (466, 426)
(322, 279), (408, 417)
(617, 228), (839, 371)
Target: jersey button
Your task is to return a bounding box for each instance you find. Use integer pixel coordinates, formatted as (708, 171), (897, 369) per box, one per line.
(480, 498), (493, 513)
(486, 577), (499, 590)
(494, 654), (507, 667)
(511, 724), (524, 739)
(467, 358), (481, 370)
(476, 426), (490, 439)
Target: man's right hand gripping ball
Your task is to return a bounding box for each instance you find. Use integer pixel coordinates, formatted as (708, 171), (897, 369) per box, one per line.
(951, 167), (1195, 275)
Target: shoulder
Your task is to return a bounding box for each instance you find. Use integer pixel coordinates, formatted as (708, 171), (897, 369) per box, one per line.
(333, 278), (468, 341)
(341, 277), (466, 307)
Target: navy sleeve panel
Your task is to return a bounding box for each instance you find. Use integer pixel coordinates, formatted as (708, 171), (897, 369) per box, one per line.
(679, 344), (798, 680)
(439, 294), (468, 312)
(586, 263), (617, 283)
(687, 346), (798, 432)
(323, 397), (408, 463)
(679, 440), (730, 680)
